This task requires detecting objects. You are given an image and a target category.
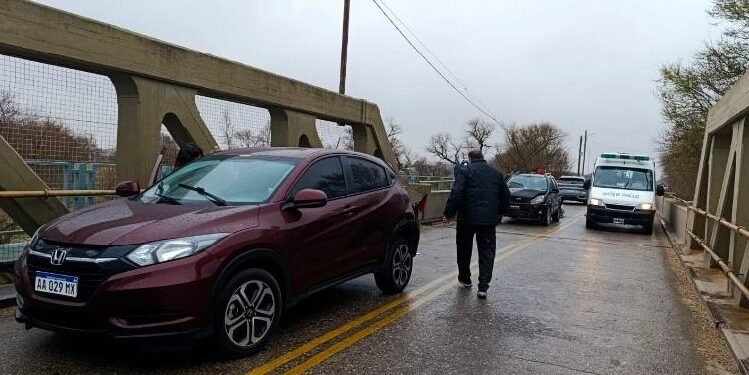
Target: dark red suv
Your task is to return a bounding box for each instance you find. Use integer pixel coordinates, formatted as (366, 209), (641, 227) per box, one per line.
(14, 148), (419, 356)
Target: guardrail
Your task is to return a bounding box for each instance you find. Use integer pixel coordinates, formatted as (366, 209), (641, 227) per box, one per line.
(659, 194), (749, 302)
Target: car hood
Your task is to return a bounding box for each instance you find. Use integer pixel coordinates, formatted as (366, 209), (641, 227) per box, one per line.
(40, 198), (260, 246)
(509, 188), (545, 199)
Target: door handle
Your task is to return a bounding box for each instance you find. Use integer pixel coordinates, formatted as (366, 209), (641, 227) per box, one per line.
(342, 205), (358, 217)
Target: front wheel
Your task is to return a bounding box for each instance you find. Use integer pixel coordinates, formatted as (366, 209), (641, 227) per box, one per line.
(213, 269), (282, 357)
(541, 207), (552, 226)
(586, 217), (597, 230)
(642, 221), (654, 235)
(375, 237), (413, 294)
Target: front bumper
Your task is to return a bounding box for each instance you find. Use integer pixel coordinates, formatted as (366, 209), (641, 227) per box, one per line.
(586, 206), (655, 225)
(14, 250), (219, 338)
(507, 203), (547, 220)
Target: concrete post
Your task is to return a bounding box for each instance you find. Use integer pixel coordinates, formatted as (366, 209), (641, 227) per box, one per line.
(111, 74), (218, 185)
(0, 135), (68, 233)
(704, 132), (733, 267)
(269, 109), (322, 148)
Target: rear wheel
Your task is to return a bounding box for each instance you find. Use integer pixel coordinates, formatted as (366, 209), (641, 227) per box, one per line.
(213, 269), (282, 357)
(375, 237), (413, 294)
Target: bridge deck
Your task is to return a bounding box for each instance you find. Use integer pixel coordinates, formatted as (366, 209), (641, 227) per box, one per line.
(0, 205), (739, 374)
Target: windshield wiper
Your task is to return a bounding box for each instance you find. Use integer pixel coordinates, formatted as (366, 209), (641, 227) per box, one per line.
(178, 183), (227, 206)
(153, 182), (181, 205)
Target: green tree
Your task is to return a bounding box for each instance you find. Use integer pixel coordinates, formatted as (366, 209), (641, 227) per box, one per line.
(658, 0), (749, 198)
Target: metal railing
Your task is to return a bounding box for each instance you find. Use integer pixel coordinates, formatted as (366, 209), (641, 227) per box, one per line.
(661, 194), (749, 301)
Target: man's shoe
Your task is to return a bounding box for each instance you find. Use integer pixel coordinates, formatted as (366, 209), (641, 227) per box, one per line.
(477, 290), (488, 299)
(458, 277), (472, 288)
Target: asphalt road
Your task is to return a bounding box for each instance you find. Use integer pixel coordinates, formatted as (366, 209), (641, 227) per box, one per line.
(0, 205), (738, 374)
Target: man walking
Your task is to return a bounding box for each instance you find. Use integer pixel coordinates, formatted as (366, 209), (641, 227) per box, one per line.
(443, 149), (511, 299)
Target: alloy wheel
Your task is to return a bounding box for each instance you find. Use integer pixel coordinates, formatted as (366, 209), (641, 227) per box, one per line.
(224, 280), (276, 347)
(391, 243), (412, 287)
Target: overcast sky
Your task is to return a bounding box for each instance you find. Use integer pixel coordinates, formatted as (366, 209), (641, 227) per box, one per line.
(35, 0), (719, 171)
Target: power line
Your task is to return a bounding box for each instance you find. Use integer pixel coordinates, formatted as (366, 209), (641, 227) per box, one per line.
(370, 0), (500, 125)
(376, 0), (499, 122)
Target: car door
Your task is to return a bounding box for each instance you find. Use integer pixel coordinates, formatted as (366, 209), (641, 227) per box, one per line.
(549, 177), (561, 213)
(343, 156), (392, 266)
(282, 156), (359, 293)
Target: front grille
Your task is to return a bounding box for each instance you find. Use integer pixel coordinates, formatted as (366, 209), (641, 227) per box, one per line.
(27, 260), (108, 302)
(606, 203), (635, 211)
(26, 241), (137, 302)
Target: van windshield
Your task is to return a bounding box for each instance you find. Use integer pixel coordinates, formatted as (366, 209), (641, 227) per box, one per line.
(140, 156), (297, 205)
(593, 166), (653, 192)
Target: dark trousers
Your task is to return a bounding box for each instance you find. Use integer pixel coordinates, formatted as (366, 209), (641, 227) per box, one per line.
(456, 222), (497, 291)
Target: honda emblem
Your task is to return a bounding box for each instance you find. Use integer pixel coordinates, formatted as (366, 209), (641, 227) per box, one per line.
(50, 249), (67, 266)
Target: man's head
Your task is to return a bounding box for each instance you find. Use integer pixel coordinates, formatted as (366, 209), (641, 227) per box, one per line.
(467, 149), (484, 162)
(174, 143), (204, 169)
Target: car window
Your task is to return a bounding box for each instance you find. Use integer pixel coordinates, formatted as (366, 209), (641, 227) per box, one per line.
(348, 157), (389, 193)
(291, 157), (347, 199)
(507, 175), (548, 191)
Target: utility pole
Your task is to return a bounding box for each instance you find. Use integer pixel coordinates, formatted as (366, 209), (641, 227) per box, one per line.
(338, 0), (351, 95)
(581, 130), (588, 176)
(577, 135), (583, 175)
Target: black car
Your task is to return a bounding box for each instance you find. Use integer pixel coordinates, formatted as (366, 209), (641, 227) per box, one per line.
(505, 174), (562, 226)
(557, 175), (588, 203)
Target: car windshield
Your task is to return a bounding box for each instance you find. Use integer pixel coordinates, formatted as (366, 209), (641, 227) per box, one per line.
(140, 155), (297, 205)
(593, 166), (653, 191)
(507, 175), (548, 191)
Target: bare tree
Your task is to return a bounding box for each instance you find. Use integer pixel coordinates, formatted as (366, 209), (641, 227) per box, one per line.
(385, 117), (413, 170)
(494, 122), (571, 175)
(425, 133), (463, 165)
(221, 108), (234, 149)
(465, 118), (495, 154)
(234, 123), (271, 148)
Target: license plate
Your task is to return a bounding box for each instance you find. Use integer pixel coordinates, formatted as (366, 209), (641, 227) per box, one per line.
(34, 271), (78, 298)
(613, 218), (625, 225)
(510, 205), (520, 209)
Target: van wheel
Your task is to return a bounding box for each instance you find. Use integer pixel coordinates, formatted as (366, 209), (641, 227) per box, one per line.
(375, 237), (413, 294)
(643, 222), (654, 235)
(213, 269), (282, 357)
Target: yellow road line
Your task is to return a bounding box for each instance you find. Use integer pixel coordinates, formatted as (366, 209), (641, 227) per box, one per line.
(281, 217), (581, 375)
(246, 242), (524, 375)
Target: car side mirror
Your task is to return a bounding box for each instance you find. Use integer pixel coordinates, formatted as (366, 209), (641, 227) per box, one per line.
(115, 181), (140, 197)
(656, 184), (665, 197)
(283, 189), (328, 210)
(551, 188), (559, 193)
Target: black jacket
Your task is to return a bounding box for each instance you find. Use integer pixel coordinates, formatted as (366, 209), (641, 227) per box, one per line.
(443, 159), (511, 225)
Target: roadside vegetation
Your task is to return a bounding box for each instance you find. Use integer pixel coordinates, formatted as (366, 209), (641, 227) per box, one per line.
(658, 0), (749, 198)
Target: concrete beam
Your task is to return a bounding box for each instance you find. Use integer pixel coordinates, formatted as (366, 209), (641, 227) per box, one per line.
(0, 0), (395, 167)
(0, 134), (68, 233)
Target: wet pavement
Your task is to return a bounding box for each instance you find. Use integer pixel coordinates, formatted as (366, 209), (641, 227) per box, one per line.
(0, 205), (738, 374)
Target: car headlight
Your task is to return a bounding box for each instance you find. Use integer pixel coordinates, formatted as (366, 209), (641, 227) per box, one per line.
(127, 233), (229, 266)
(588, 198), (604, 206)
(637, 203), (655, 210)
(530, 195), (545, 205)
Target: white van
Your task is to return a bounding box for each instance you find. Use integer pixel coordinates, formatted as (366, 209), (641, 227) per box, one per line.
(583, 152), (665, 234)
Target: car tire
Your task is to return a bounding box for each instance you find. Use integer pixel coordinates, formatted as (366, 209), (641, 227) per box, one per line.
(643, 222), (654, 235)
(213, 268), (282, 357)
(552, 207), (560, 222)
(375, 237), (413, 294)
(541, 208), (552, 226)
